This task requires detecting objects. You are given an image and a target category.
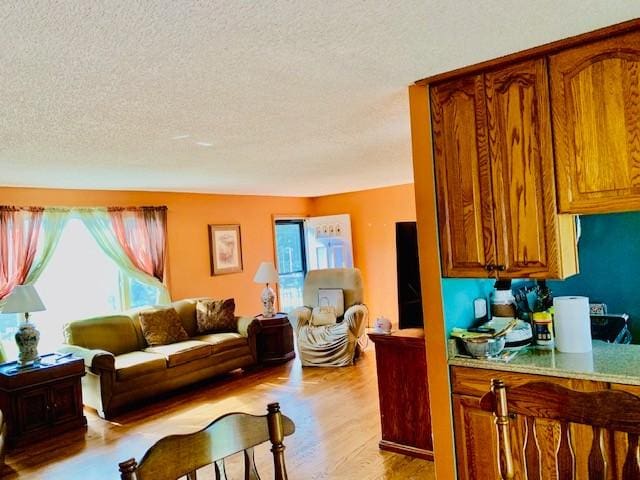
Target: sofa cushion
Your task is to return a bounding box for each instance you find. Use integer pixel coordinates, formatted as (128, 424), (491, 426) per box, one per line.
(144, 340), (213, 367)
(64, 315), (142, 356)
(194, 332), (247, 353)
(171, 299), (200, 337)
(196, 299), (236, 334)
(115, 351), (167, 381)
(139, 307), (189, 346)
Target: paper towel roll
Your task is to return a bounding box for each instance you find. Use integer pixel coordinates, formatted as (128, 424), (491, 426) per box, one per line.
(553, 296), (592, 353)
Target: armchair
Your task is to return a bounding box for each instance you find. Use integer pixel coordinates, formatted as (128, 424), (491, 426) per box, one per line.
(290, 268), (368, 367)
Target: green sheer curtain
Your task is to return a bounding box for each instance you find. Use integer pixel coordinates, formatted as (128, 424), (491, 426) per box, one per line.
(25, 208), (71, 284)
(77, 209), (171, 306)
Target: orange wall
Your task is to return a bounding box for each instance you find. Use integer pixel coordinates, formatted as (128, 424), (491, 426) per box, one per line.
(0, 184), (418, 328)
(0, 187), (311, 315)
(311, 184), (416, 327)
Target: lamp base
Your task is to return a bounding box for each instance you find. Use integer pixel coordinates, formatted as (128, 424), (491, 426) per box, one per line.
(15, 320), (40, 367)
(261, 285), (276, 318)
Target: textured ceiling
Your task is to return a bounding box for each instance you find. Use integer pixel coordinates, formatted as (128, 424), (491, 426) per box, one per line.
(1, 2), (639, 196)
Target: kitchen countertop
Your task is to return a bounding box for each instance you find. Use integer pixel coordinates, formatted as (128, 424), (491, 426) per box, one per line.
(449, 340), (640, 386)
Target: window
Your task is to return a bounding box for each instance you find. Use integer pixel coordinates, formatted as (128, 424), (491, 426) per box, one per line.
(274, 220), (307, 313)
(0, 217), (160, 357)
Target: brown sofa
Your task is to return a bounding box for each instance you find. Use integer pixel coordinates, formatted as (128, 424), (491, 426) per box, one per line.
(59, 298), (260, 418)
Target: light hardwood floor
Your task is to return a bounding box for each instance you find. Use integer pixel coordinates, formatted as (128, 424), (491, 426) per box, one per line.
(3, 347), (435, 479)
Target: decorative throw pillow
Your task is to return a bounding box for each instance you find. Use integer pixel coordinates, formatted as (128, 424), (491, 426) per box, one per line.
(196, 298), (236, 334)
(139, 307), (189, 346)
(311, 305), (337, 326)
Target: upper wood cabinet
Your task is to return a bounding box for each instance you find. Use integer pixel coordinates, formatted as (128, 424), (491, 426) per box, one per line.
(431, 75), (496, 277)
(550, 30), (640, 214)
(431, 59), (578, 279)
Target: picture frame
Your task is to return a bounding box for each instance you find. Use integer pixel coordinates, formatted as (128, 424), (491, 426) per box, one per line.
(208, 224), (243, 275)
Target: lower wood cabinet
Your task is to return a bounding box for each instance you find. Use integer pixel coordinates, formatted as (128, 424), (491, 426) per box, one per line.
(450, 366), (623, 480)
(0, 355), (87, 447)
(452, 393), (501, 479)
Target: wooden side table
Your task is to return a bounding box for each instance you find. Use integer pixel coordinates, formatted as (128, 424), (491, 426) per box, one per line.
(368, 328), (434, 460)
(0, 354), (87, 448)
(255, 313), (295, 364)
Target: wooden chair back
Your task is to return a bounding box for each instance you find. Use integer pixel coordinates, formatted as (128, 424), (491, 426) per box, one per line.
(481, 379), (640, 480)
(119, 402), (295, 480)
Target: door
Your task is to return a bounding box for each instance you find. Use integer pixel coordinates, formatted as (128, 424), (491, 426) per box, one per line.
(453, 394), (502, 480)
(431, 75), (496, 277)
(550, 30), (640, 214)
(274, 220), (307, 313)
(17, 386), (50, 434)
(396, 222), (423, 329)
(485, 58), (563, 277)
(304, 215), (354, 270)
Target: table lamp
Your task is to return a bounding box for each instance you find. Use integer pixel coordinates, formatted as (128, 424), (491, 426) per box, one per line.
(253, 262), (279, 318)
(2, 285), (46, 367)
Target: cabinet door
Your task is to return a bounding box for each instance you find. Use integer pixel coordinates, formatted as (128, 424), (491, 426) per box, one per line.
(431, 75), (496, 277)
(50, 379), (82, 425)
(16, 386), (50, 434)
(452, 394), (502, 480)
(486, 59), (565, 278)
(550, 30), (640, 214)
(610, 383), (640, 477)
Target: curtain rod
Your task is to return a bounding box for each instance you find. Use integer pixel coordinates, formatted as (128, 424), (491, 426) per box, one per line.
(0, 206), (167, 212)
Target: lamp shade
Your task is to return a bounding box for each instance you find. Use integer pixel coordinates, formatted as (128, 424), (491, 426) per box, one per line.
(253, 262), (279, 284)
(2, 285), (46, 314)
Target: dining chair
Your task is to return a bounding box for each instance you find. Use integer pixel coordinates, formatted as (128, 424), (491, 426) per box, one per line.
(118, 402), (295, 480)
(481, 378), (640, 479)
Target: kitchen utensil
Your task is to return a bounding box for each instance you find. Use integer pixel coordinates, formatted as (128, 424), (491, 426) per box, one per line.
(462, 335), (506, 358)
(483, 318), (533, 347)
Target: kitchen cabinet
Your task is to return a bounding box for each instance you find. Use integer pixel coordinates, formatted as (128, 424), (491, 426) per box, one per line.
(610, 383), (640, 476)
(431, 59), (578, 279)
(452, 394), (501, 479)
(551, 30), (640, 214)
(431, 75), (495, 276)
(451, 366), (622, 480)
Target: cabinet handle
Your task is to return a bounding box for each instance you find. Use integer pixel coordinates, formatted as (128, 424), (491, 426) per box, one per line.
(485, 264), (496, 271)
(497, 265), (506, 271)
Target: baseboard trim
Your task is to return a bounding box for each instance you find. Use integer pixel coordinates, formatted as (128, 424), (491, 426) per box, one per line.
(379, 440), (434, 461)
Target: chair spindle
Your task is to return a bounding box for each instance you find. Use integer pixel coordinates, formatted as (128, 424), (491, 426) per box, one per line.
(267, 403), (288, 480)
(492, 379), (515, 480)
(557, 422), (575, 479)
(623, 433), (640, 479)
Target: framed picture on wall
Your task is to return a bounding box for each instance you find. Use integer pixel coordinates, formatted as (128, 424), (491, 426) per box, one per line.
(208, 224), (243, 275)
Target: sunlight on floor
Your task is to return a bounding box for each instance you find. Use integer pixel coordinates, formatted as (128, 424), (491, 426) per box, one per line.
(5, 352), (435, 479)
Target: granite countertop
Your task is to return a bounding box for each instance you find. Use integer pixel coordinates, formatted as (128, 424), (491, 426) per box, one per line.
(449, 340), (640, 386)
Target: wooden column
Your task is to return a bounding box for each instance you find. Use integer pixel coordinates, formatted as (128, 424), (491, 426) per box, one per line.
(409, 83), (457, 478)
